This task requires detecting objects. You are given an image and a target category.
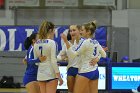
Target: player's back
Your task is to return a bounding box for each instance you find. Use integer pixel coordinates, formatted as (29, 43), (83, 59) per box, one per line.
(34, 39), (58, 80)
(78, 38), (101, 73)
(34, 39), (56, 63)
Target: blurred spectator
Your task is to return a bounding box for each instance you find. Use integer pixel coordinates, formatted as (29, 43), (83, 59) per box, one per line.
(121, 56), (129, 63)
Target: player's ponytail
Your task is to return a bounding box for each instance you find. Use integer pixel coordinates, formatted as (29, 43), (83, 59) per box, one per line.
(24, 33), (37, 50)
(84, 20), (97, 35)
(24, 37), (31, 50)
(38, 20), (55, 39)
(91, 21), (96, 29)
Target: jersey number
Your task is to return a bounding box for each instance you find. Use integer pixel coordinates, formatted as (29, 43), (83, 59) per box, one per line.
(39, 46), (43, 56)
(93, 47), (97, 56)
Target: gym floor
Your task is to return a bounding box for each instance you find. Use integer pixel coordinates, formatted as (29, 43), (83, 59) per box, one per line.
(0, 89), (133, 93)
(0, 88), (26, 93)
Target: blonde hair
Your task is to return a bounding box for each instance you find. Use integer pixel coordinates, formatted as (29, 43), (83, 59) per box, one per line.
(84, 21), (96, 35)
(38, 20), (54, 39)
(69, 25), (81, 30)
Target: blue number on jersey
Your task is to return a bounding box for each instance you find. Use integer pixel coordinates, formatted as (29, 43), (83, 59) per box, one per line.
(39, 46), (43, 56)
(90, 40), (98, 56)
(93, 47), (97, 56)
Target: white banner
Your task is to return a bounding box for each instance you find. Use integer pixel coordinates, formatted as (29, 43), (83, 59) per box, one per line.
(84, 0), (115, 6)
(9, 0), (39, 7)
(57, 66), (106, 90)
(45, 0), (78, 7)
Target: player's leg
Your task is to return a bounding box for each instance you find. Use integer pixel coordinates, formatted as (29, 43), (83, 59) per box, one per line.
(46, 79), (58, 93)
(24, 75), (40, 93)
(67, 76), (76, 92)
(84, 84), (90, 93)
(73, 75), (89, 93)
(67, 67), (78, 93)
(89, 79), (98, 93)
(26, 81), (40, 93)
(89, 69), (99, 93)
(38, 81), (46, 93)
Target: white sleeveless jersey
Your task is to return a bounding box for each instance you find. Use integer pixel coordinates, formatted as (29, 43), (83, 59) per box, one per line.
(34, 39), (59, 81)
(67, 38), (106, 73)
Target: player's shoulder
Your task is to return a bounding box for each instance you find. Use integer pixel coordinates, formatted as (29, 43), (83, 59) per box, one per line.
(36, 39), (41, 44)
(83, 38), (91, 43)
(48, 39), (55, 43)
(89, 38), (99, 44)
(47, 39), (56, 45)
(79, 37), (86, 43)
(80, 37), (86, 41)
(35, 39), (54, 43)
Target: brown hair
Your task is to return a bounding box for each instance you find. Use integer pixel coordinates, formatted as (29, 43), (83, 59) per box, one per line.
(38, 20), (55, 39)
(83, 21), (96, 35)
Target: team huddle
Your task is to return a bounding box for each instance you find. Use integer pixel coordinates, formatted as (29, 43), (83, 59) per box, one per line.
(23, 20), (106, 93)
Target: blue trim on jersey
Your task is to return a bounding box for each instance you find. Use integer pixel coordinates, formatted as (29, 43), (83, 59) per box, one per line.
(44, 39), (48, 43)
(36, 40), (41, 44)
(55, 41), (58, 54)
(80, 37), (86, 40)
(78, 68), (99, 80)
(36, 39), (49, 44)
(75, 39), (85, 51)
(92, 37), (95, 40)
(27, 46), (40, 64)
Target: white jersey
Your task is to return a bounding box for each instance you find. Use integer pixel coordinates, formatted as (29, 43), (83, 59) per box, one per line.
(57, 40), (80, 69)
(57, 42), (70, 62)
(67, 38), (106, 73)
(57, 37), (85, 69)
(34, 39), (59, 81)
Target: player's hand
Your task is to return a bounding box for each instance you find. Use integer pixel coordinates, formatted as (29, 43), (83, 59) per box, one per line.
(89, 57), (99, 66)
(60, 33), (68, 43)
(22, 58), (27, 64)
(103, 47), (108, 51)
(39, 56), (47, 62)
(58, 77), (63, 86)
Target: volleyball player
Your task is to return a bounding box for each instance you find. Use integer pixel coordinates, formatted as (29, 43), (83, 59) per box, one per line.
(33, 20), (63, 93)
(23, 33), (46, 93)
(61, 21), (106, 93)
(57, 25), (81, 93)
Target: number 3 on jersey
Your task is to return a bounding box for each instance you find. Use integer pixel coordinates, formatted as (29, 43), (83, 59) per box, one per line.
(39, 46), (43, 56)
(93, 47), (97, 56)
